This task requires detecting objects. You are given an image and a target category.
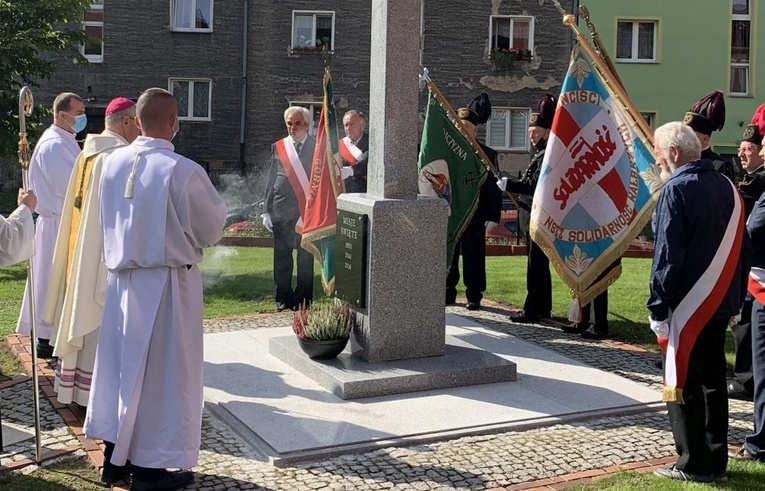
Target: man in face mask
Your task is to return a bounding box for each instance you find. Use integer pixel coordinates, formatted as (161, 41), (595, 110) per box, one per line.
(17, 92), (85, 358)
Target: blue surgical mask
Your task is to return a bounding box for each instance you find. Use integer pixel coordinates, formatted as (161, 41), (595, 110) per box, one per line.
(69, 114), (88, 133)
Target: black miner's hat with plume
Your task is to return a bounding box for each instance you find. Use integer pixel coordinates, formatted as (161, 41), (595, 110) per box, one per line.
(683, 91), (726, 136)
(529, 93), (556, 129)
(457, 93), (492, 126)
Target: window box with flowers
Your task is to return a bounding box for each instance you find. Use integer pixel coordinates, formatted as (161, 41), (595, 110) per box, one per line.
(490, 48), (533, 72)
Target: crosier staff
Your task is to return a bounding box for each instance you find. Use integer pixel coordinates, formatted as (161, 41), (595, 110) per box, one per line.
(18, 85), (43, 463)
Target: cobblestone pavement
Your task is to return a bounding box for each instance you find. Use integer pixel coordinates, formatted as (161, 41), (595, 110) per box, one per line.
(2, 305), (756, 490)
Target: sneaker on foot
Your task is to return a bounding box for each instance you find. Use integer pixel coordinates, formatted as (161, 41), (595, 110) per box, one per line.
(653, 464), (713, 483)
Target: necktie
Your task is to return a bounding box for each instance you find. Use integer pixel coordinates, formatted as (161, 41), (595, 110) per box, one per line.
(294, 141), (302, 155)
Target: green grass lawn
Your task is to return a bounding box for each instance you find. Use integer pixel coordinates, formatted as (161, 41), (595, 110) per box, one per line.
(571, 461), (765, 490)
(0, 457), (104, 491)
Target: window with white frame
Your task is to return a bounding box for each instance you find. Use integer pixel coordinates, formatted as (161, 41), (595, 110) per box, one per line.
(81, 1), (104, 63)
(169, 79), (212, 121)
(489, 15), (533, 53)
(731, 0), (751, 95)
(292, 11), (335, 50)
(171, 0), (213, 32)
(640, 112), (656, 130)
(486, 108), (529, 151)
(615, 20), (657, 62)
(289, 101), (320, 136)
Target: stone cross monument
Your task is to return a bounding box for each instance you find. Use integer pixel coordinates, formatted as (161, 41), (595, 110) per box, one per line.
(336, 0), (449, 362)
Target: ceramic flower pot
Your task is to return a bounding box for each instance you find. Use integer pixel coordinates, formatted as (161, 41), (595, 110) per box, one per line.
(297, 336), (350, 360)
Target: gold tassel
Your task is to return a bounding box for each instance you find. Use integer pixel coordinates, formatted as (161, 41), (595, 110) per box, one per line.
(662, 386), (685, 404)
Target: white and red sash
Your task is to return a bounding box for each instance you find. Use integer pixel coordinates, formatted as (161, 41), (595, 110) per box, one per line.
(749, 267), (765, 304)
(274, 137), (310, 230)
(660, 179), (744, 403)
(338, 136), (364, 165)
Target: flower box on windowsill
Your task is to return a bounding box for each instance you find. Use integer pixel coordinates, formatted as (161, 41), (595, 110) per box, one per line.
(490, 49), (533, 72)
(289, 46), (334, 56)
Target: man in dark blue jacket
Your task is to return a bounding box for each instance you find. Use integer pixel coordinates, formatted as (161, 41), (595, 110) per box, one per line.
(648, 122), (745, 484)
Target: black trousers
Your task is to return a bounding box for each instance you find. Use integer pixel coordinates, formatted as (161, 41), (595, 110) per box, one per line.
(446, 221), (486, 304)
(272, 217), (314, 307)
(580, 289), (609, 334)
(666, 317), (728, 475)
(732, 296), (754, 393)
(523, 240), (552, 316)
(745, 300), (765, 458)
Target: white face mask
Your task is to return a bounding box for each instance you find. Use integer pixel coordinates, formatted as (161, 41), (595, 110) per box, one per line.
(171, 121), (179, 141)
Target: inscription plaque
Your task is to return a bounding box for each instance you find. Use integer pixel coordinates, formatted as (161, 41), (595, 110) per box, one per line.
(334, 210), (368, 307)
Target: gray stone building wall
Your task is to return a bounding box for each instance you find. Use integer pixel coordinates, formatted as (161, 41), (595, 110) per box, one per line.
(244, 1), (373, 198)
(26, 0), (574, 196)
(422, 0), (574, 176)
(29, 0), (244, 182)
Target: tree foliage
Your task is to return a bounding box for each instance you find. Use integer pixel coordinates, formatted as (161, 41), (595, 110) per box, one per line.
(0, 0), (93, 158)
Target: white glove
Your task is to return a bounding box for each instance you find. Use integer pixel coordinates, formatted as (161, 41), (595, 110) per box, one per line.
(649, 316), (670, 338)
(497, 177), (508, 191)
(485, 221), (499, 231)
(261, 213), (273, 232)
(340, 166), (354, 179)
(729, 310), (742, 327)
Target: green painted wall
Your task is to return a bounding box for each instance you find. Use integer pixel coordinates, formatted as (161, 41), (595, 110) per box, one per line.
(579, 0), (763, 155)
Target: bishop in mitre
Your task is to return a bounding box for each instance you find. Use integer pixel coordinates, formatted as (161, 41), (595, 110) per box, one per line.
(43, 97), (140, 406)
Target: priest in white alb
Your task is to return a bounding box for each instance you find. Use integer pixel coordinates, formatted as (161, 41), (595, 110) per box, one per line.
(17, 92), (86, 358)
(0, 189), (37, 267)
(84, 88), (226, 490)
(42, 97), (140, 413)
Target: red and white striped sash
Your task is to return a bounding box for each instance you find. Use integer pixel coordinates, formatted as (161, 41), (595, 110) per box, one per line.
(275, 137), (310, 230)
(749, 267), (765, 305)
(338, 136), (363, 165)
(660, 178), (744, 403)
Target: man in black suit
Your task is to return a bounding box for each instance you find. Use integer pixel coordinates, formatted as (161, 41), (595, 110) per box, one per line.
(446, 94), (502, 311)
(262, 106), (316, 311)
(729, 104), (765, 401)
(338, 110), (369, 193)
(499, 94), (556, 323)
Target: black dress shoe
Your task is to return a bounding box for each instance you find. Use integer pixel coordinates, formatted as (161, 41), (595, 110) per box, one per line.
(131, 470), (194, 491)
(466, 302), (480, 311)
(101, 462), (132, 484)
(727, 379), (754, 401)
(510, 311), (539, 323)
(36, 343), (54, 359)
(580, 328), (607, 340)
(276, 302), (290, 312)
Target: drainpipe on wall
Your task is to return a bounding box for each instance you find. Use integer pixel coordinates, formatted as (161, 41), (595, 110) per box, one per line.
(239, 0), (249, 174)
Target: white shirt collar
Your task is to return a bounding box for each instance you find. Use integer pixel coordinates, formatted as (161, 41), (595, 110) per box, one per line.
(132, 135), (175, 152)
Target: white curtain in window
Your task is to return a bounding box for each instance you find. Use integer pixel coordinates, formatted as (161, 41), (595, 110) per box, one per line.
(193, 81), (210, 118)
(731, 66), (748, 94)
(510, 111), (528, 148)
(493, 18), (511, 50)
(637, 23), (654, 59)
(616, 22), (633, 59)
(488, 110), (508, 148)
(512, 20), (529, 50)
(174, 0), (192, 29)
(294, 15), (313, 47)
(172, 81), (190, 117)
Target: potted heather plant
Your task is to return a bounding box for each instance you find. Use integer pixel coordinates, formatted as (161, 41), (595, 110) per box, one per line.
(292, 301), (355, 359)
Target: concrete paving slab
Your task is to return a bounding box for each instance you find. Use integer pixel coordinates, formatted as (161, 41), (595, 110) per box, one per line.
(203, 314), (663, 464)
(1, 421), (34, 447)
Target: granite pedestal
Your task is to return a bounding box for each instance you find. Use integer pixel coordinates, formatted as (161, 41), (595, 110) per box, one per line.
(269, 332), (516, 400)
(337, 194), (449, 362)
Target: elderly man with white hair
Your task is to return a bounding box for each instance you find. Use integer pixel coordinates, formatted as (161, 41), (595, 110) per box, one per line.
(648, 122), (746, 484)
(261, 106), (316, 311)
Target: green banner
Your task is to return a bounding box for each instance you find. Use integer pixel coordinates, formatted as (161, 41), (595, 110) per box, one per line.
(417, 92), (486, 265)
